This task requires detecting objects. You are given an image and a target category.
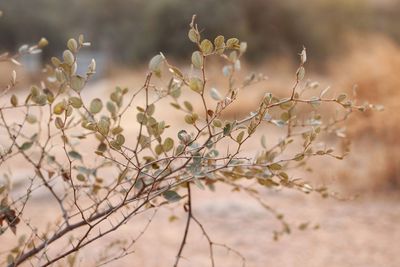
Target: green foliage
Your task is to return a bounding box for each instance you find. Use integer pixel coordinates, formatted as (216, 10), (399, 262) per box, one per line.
(0, 15), (382, 267)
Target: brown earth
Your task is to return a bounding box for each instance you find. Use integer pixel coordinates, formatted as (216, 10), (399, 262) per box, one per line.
(1, 187), (398, 267)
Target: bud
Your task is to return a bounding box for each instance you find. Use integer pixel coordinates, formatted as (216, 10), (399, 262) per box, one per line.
(38, 38), (49, 49)
(11, 70), (16, 85)
(300, 46), (307, 65)
(88, 59), (96, 73)
(301, 183), (313, 194)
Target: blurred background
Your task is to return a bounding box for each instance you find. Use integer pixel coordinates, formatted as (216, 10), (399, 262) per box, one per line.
(0, 0), (399, 266)
(1, 0), (400, 66)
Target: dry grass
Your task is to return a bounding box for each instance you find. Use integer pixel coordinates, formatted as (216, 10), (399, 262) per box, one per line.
(328, 34), (400, 192)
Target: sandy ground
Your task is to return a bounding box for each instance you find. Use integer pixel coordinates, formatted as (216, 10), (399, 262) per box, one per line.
(6, 188), (398, 267)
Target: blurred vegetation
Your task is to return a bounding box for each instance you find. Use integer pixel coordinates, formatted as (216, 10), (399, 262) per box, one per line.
(0, 0), (399, 65)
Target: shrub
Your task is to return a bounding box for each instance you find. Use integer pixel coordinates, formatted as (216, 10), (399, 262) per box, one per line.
(0, 15), (380, 267)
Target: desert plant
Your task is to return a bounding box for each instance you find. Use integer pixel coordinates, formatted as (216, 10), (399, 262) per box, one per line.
(0, 15), (380, 267)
